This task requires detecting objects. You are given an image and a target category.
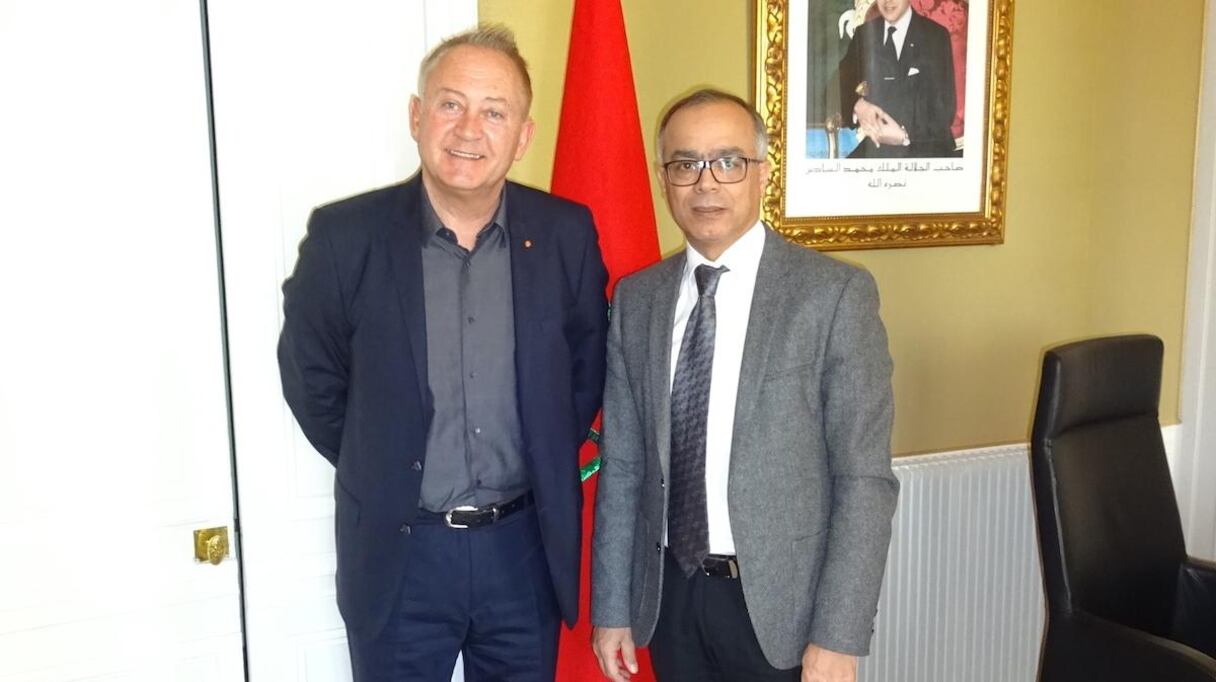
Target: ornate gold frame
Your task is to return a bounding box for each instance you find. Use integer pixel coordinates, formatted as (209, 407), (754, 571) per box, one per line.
(755, 0), (1015, 250)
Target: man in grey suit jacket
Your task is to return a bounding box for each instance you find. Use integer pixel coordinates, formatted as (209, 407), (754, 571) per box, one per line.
(590, 89), (898, 682)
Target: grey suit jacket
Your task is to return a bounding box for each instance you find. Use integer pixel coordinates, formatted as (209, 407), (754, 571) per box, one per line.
(591, 228), (898, 668)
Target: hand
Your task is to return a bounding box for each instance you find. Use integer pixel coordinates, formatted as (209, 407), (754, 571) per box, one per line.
(853, 97), (886, 138)
(870, 116), (907, 146)
(801, 643), (857, 682)
(852, 98), (907, 147)
(592, 626), (639, 682)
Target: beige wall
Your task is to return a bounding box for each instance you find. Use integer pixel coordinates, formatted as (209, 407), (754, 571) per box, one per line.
(479, 0), (1204, 455)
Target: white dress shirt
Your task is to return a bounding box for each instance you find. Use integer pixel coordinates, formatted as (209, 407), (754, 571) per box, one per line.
(886, 6), (913, 60)
(667, 221), (765, 555)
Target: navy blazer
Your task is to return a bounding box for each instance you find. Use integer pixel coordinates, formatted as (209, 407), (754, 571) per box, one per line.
(839, 10), (957, 158)
(278, 174), (609, 636)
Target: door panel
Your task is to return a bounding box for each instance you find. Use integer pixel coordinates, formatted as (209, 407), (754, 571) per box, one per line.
(206, 2), (476, 679)
(0, 2), (242, 680)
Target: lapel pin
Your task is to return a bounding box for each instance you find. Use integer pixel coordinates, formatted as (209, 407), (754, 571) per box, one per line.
(524, 239), (533, 249)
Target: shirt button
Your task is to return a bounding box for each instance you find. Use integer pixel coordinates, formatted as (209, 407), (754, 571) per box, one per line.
(467, 316), (475, 324)
(399, 524), (411, 535)
(473, 427), (482, 435)
(655, 542), (661, 552)
(469, 371), (476, 379)
(411, 461), (422, 471)
(659, 477), (665, 489)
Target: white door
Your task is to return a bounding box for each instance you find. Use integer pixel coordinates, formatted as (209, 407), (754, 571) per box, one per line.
(206, 2), (476, 679)
(0, 2), (244, 680)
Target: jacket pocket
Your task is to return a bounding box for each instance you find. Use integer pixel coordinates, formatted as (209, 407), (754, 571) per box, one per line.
(763, 361), (817, 382)
(334, 476), (361, 534)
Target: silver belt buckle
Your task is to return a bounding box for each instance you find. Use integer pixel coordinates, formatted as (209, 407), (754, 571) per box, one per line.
(444, 505), (479, 529)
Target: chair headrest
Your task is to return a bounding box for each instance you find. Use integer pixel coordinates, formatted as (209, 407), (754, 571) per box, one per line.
(1034, 334), (1163, 440)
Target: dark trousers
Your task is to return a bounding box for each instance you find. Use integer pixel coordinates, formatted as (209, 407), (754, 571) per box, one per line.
(649, 553), (800, 681)
(346, 506), (560, 682)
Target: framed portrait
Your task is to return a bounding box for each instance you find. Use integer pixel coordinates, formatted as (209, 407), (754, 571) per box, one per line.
(755, 0), (1014, 250)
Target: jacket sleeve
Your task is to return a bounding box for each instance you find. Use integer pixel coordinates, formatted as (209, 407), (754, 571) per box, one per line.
(567, 206), (610, 438)
(918, 22), (956, 146)
(591, 286), (645, 627)
(838, 27), (864, 125)
(809, 268), (899, 655)
(277, 207), (352, 466)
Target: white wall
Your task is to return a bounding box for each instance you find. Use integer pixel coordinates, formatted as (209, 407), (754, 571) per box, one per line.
(1178, 0), (1216, 561)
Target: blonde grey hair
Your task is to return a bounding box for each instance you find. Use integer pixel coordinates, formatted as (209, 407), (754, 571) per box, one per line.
(417, 24), (532, 108)
(655, 88), (769, 161)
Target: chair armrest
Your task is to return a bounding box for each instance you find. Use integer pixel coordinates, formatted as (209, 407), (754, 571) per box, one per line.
(1174, 557), (1216, 658)
(1042, 610), (1216, 681)
(1183, 556), (1216, 581)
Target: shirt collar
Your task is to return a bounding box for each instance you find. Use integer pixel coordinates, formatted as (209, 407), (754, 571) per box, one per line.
(887, 7), (913, 34)
(420, 186), (509, 244)
(683, 221), (765, 280)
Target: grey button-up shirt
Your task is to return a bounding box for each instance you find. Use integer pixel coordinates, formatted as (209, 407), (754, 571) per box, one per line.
(418, 188), (527, 512)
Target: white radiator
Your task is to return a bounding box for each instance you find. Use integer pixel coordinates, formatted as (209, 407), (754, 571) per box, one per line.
(859, 445), (1046, 682)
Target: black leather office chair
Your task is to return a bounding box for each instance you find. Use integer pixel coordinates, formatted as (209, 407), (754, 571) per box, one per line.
(1031, 335), (1216, 681)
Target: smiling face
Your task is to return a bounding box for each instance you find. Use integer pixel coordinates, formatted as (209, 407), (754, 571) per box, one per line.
(409, 45), (534, 203)
(658, 101), (769, 261)
(877, 0), (912, 23)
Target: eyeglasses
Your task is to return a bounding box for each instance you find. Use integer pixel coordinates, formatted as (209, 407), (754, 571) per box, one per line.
(661, 156), (764, 186)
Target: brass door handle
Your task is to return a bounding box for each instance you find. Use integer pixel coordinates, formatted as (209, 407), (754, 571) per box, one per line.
(193, 526), (230, 565)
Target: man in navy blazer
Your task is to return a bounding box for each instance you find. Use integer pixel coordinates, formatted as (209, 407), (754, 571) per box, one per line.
(278, 25), (608, 682)
(839, 0), (957, 158)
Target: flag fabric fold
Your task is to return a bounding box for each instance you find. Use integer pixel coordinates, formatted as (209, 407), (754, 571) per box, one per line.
(551, 0), (661, 679)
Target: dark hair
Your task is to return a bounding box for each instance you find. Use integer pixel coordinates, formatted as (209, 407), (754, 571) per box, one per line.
(655, 88), (768, 160)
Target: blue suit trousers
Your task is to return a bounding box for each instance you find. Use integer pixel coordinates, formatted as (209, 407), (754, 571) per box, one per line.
(347, 506), (561, 682)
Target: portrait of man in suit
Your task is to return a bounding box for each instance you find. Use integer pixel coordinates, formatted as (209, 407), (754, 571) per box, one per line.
(590, 89), (898, 682)
(278, 25), (608, 682)
(838, 0), (958, 158)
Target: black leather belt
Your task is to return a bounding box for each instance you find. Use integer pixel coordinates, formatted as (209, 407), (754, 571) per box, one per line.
(701, 554), (740, 579)
(423, 492), (533, 529)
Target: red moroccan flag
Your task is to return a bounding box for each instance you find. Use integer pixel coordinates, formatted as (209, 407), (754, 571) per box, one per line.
(550, 0), (660, 679)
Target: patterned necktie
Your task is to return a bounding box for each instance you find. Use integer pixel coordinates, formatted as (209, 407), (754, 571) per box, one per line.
(885, 25), (899, 63)
(668, 263), (728, 577)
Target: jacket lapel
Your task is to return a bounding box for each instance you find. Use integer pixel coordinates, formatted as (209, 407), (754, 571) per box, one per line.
(648, 254), (685, 481)
(902, 13), (926, 67)
(730, 229), (790, 462)
(506, 183), (543, 422)
(384, 175), (432, 417)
